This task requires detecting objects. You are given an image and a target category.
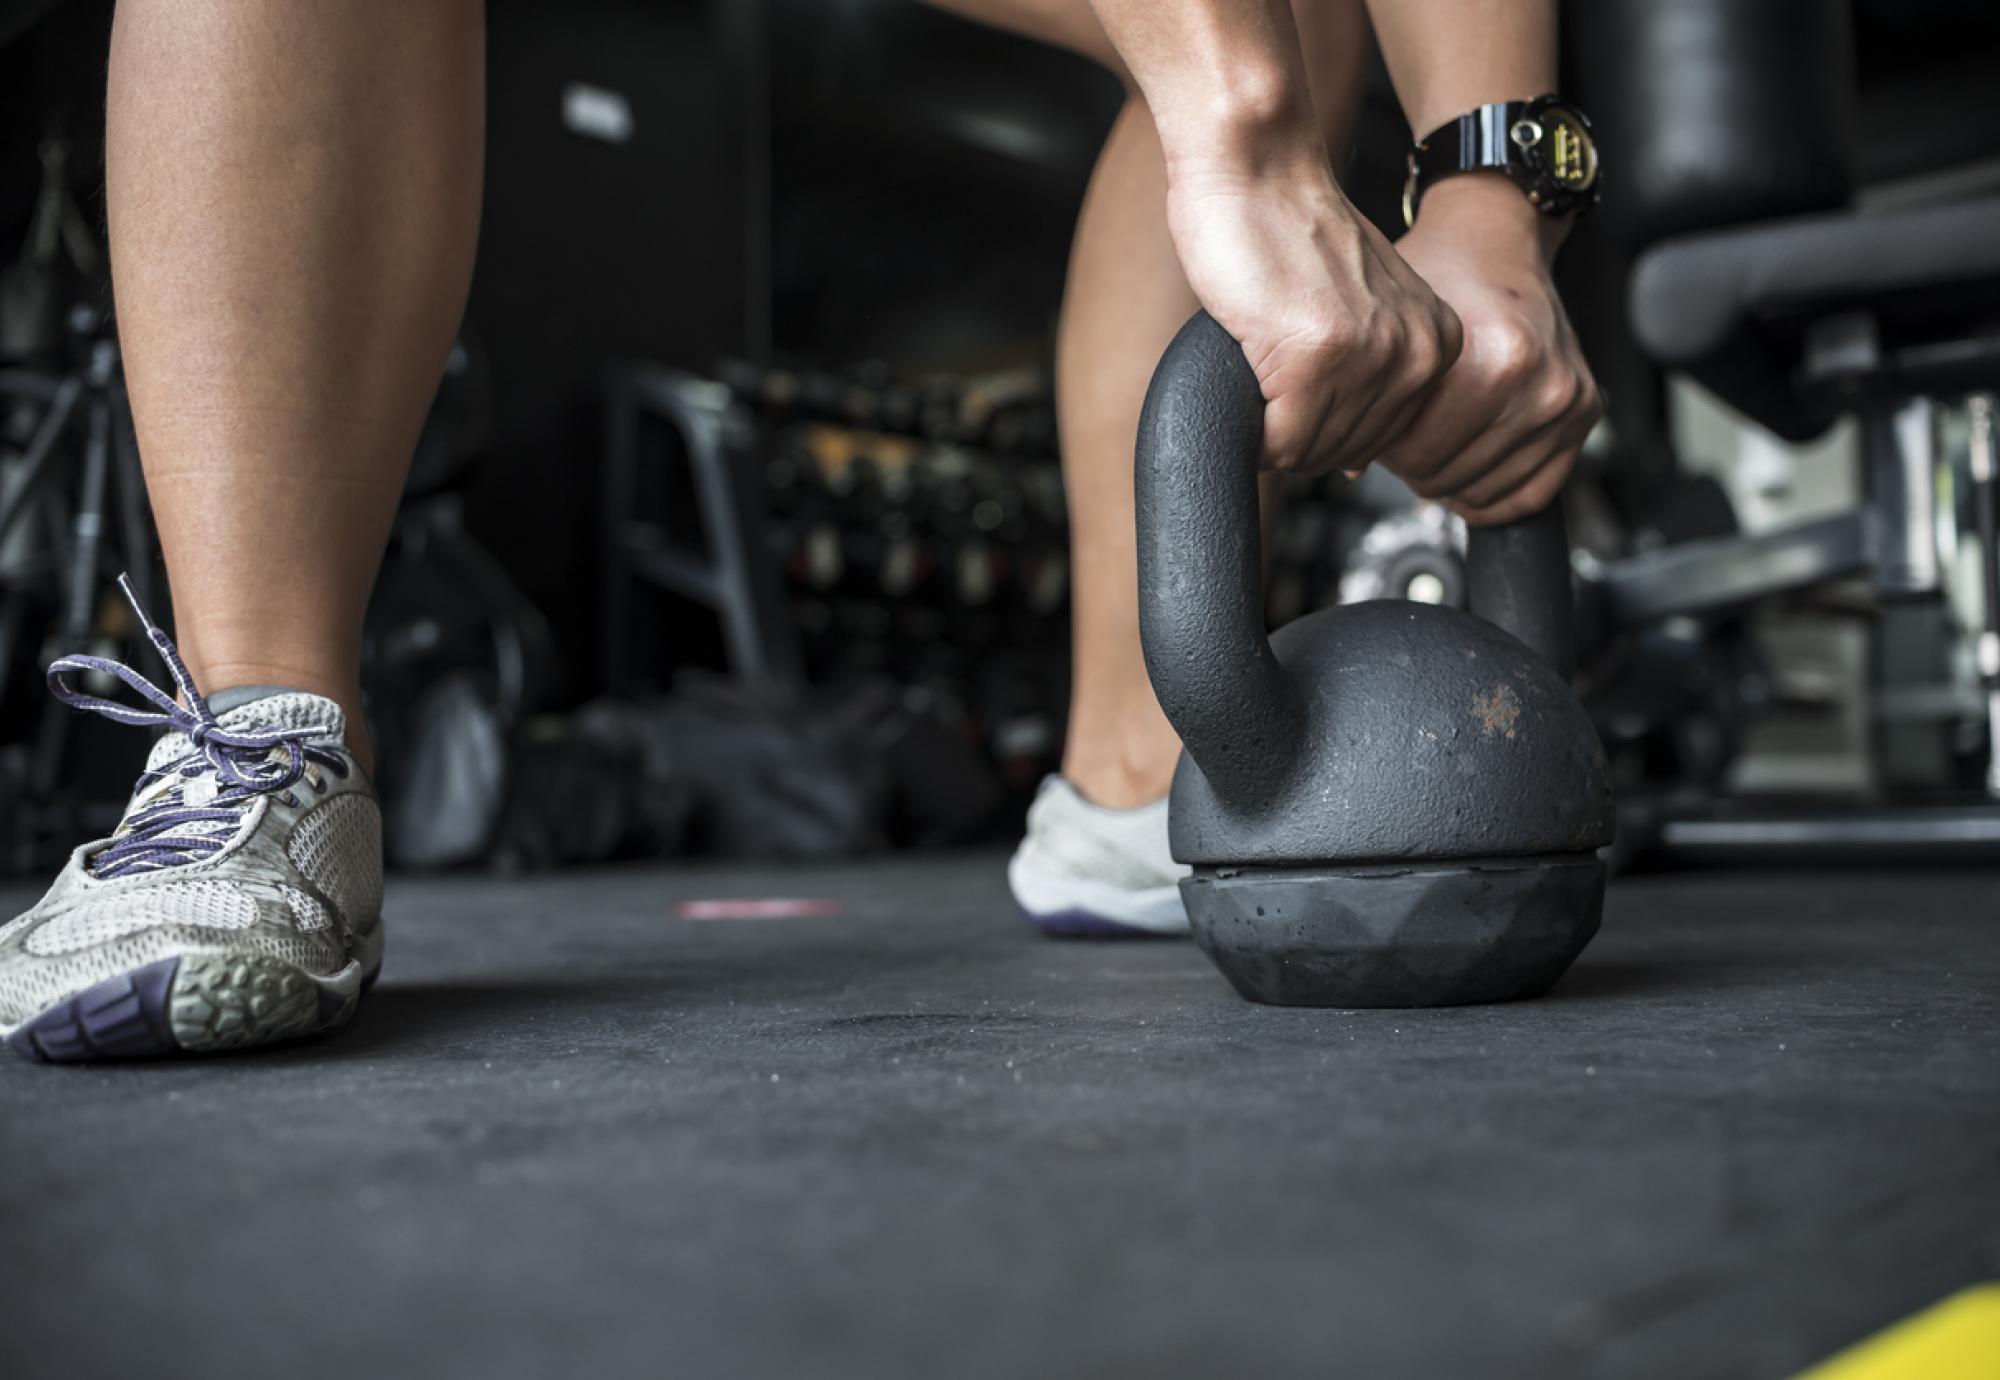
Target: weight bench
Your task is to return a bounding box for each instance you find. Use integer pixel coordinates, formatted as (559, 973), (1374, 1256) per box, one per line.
(1596, 192), (2000, 861)
(1560, 0), (2000, 864)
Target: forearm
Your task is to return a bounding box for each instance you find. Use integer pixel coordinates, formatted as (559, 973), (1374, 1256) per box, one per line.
(1365, 0), (1564, 252)
(1086, 0), (1325, 180)
(1367, 0), (1554, 137)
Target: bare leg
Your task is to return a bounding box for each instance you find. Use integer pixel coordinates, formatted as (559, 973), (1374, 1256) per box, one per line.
(1051, 100), (1198, 806)
(107, 0), (485, 771)
(926, 0), (1371, 806)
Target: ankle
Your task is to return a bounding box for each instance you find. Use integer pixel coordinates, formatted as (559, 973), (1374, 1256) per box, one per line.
(1062, 739), (1181, 810)
(190, 659), (373, 772)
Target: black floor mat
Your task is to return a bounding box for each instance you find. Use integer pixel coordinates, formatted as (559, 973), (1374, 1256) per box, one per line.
(1, 860), (1995, 1379)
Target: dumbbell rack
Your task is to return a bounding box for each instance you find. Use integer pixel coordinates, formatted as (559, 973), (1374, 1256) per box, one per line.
(602, 356), (1075, 790)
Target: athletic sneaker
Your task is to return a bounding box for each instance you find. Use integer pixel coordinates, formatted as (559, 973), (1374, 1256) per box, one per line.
(1007, 775), (1189, 937)
(0, 579), (383, 1063)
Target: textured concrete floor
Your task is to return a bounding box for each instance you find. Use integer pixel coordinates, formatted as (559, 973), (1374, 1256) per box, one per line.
(1, 858), (1996, 1380)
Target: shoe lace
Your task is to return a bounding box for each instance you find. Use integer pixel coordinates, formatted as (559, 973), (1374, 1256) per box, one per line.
(46, 575), (350, 880)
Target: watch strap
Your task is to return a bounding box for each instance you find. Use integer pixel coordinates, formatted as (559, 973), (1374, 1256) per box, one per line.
(1415, 102), (1531, 187)
(1403, 101), (1532, 228)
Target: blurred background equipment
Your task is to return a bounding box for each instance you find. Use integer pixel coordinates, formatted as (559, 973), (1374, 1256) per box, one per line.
(364, 334), (563, 868)
(1563, 0), (2000, 865)
(0, 0), (1996, 874)
(0, 118), (156, 871)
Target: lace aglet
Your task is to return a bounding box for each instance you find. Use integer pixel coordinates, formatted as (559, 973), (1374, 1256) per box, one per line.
(113, 573), (170, 646)
(106, 572), (210, 716)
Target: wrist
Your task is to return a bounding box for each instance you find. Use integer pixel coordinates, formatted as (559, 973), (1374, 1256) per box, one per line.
(1153, 59), (1328, 187)
(1410, 173), (1570, 262)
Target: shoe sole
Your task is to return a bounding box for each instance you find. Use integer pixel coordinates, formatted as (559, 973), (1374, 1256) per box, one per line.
(1017, 905), (1186, 940)
(3, 922), (384, 1065)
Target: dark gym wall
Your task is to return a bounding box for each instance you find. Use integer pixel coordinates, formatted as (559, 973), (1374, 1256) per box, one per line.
(765, 0), (1118, 367)
(462, 0), (757, 698)
(0, 0), (109, 295)
(466, 0), (1122, 698)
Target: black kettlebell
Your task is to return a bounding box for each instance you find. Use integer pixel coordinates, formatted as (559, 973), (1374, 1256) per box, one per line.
(1136, 313), (1616, 1007)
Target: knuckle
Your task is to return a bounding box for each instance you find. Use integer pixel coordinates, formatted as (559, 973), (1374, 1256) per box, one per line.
(1534, 371), (1584, 424)
(1478, 321), (1539, 387)
(1403, 324), (1447, 384)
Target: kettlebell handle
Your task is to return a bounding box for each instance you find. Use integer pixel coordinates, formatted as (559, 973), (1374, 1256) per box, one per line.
(1464, 493), (1575, 680)
(1135, 311), (1576, 800)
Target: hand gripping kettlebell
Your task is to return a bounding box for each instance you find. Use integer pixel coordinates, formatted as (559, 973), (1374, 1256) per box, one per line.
(1135, 312), (1616, 1007)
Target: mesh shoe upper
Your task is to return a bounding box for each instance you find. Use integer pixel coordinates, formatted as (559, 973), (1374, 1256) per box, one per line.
(1013, 775), (1186, 890)
(0, 691), (381, 1028)
(1006, 775), (1191, 935)
(0, 579), (382, 1032)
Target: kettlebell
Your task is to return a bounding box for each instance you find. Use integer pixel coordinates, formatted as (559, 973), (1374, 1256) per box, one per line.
(1136, 313), (1616, 1008)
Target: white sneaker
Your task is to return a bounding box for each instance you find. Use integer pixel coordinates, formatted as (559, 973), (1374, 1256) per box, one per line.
(1007, 775), (1189, 937)
(0, 580), (383, 1063)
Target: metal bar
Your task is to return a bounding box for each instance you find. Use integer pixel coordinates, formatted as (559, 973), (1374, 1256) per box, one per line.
(0, 374), (83, 550)
(1653, 802), (2000, 866)
(1967, 394), (2000, 797)
(61, 349), (116, 644)
(0, 368), (63, 403)
(717, 416), (803, 687)
(1866, 398), (1940, 595)
(683, 403), (768, 680)
(623, 534), (723, 605)
(1593, 512), (1873, 628)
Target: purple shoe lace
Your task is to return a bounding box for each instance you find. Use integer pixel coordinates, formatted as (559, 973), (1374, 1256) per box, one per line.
(47, 575), (350, 880)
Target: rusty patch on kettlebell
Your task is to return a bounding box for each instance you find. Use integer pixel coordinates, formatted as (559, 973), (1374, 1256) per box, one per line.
(1470, 684), (1521, 739)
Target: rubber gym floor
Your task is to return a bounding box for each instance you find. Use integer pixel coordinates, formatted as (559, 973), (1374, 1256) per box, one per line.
(0, 857), (1994, 1379)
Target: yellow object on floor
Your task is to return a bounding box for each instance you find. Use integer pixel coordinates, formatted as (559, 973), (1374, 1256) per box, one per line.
(1797, 1285), (2000, 1379)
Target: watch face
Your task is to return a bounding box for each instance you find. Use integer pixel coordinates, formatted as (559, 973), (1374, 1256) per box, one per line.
(1528, 101), (1598, 194)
